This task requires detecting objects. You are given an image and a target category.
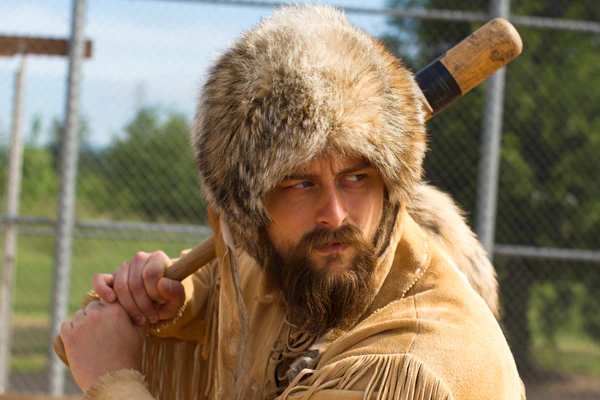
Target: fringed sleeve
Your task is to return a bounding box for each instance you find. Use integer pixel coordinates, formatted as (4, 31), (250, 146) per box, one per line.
(83, 369), (155, 400)
(278, 354), (453, 400)
(77, 238), (220, 400)
(139, 211), (225, 400)
(139, 260), (220, 400)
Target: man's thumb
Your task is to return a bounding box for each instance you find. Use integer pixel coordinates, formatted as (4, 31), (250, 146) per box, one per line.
(157, 278), (183, 299)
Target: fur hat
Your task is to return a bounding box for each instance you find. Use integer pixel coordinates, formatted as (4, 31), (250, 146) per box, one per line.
(193, 5), (427, 260)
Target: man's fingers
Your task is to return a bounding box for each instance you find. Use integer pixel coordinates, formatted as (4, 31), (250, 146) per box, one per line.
(92, 273), (116, 302)
(142, 251), (171, 305)
(128, 252), (159, 324)
(114, 261), (146, 326)
(89, 250), (174, 326)
(156, 278), (185, 320)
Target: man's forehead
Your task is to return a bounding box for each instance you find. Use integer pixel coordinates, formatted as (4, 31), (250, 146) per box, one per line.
(291, 154), (372, 175)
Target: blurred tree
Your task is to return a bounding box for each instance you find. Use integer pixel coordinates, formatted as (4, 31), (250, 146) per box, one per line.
(383, 0), (600, 374)
(47, 116), (91, 172)
(96, 107), (206, 223)
(16, 116), (59, 216)
(20, 146), (57, 215)
(27, 113), (43, 146)
(45, 115), (100, 217)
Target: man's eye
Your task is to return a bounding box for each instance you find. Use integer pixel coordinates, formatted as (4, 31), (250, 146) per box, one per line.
(344, 174), (367, 183)
(292, 181), (314, 189)
(281, 180), (313, 190)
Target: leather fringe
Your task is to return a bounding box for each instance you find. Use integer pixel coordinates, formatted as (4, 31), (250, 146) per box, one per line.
(140, 278), (220, 400)
(279, 354), (452, 400)
(141, 337), (209, 400)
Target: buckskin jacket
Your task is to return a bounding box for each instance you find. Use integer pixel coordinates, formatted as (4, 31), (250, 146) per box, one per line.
(82, 207), (526, 400)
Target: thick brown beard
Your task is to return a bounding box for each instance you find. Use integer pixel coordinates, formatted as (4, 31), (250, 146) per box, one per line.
(267, 224), (377, 336)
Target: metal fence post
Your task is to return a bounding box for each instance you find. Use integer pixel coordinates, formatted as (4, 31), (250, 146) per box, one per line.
(475, 0), (510, 255)
(0, 56), (26, 393)
(48, 0), (87, 395)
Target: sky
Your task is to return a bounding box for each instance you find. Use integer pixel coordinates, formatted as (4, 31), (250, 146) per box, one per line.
(0, 0), (391, 148)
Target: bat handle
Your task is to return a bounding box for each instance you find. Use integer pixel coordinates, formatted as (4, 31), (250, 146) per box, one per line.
(53, 236), (216, 365)
(417, 17), (523, 118)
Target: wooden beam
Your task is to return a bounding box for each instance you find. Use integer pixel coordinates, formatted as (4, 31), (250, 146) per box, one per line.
(0, 35), (92, 58)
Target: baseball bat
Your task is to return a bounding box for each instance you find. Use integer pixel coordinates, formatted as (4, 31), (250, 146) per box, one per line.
(54, 17), (522, 364)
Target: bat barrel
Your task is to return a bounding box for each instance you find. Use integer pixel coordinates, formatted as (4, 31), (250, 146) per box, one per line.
(416, 18), (523, 118)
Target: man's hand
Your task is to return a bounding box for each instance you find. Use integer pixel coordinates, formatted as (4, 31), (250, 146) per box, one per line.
(60, 300), (143, 391)
(93, 251), (185, 326)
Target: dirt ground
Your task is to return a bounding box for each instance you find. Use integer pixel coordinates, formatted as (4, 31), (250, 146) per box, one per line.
(5, 371), (600, 399)
(526, 374), (600, 400)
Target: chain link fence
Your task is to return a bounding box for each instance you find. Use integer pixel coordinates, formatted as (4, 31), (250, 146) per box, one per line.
(1, 0), (599, 398)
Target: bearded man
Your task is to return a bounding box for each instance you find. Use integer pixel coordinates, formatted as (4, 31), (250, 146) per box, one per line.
(60, 5), (525, 400)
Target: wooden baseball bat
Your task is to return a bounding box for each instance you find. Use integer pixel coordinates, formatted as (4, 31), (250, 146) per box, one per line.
(54, 17), (522, 365)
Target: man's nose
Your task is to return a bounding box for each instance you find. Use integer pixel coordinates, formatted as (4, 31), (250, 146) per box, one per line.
(316, 187), (348, 229)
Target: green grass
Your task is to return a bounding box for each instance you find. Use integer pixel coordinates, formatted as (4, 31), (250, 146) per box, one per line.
(7, 234), (204, 316)
(1, 233), (206, 373)
(10, 315), (49, 372)
(532, 332), (600, 377)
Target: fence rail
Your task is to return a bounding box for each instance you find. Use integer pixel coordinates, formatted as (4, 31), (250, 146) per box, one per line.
(149, 0), (600, 33)
(3, 216), (599, 262)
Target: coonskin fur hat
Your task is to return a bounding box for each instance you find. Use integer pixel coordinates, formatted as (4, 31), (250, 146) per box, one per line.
(193, 5), (427, 259)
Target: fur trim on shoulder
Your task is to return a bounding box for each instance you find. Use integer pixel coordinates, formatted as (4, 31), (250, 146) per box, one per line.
(193, 5), (426, 259)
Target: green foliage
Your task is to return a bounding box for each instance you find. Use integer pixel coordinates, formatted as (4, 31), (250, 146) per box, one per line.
(87, 107), (206, 223)
(580, 272), (600, 342)
(47, 115), (92, 170)
(385, 0), (600, 246)
(529, 281), (577, 346)
(1, 115), (57, 215)
(20, 146), (58, 215)
(6, 106), (204, 223)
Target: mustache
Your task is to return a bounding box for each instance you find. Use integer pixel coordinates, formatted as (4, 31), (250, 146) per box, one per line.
(297, 224), (370, 254)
